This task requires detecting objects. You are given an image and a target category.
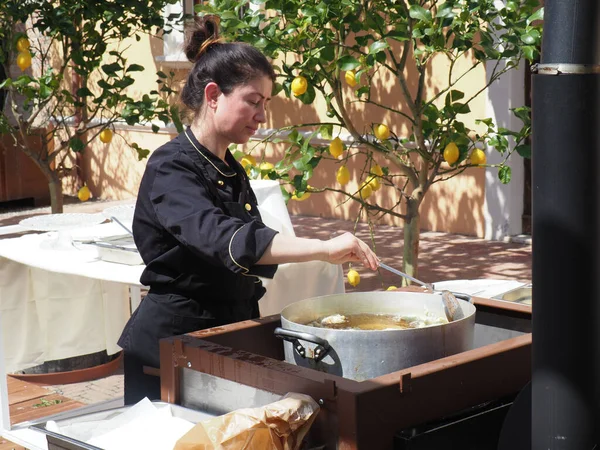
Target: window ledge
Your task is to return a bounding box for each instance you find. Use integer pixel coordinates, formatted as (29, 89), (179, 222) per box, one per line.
(154, 55), (192, 69)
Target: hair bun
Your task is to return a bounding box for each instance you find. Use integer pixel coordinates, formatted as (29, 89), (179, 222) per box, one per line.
(184, 15), (223, 63)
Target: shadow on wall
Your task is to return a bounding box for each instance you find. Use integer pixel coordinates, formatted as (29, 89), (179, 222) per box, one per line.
(420, 167), (486, 237)
(79, 130), (176, 201)
(285, 152), (486, 238)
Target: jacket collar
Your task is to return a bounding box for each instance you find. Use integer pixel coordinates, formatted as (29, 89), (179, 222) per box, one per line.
(179, 127), (237, 178)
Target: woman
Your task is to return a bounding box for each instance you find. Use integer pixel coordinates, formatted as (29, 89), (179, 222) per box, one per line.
(118, 15), (378, 404)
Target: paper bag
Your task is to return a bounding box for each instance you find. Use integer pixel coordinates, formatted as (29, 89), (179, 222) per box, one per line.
(173, 393), (319, 450)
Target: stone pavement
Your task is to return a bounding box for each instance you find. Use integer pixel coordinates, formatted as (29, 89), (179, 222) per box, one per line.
(0, 197), (532, 406)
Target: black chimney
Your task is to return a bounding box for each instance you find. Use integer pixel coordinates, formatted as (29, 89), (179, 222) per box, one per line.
(531, 0), (600, 448)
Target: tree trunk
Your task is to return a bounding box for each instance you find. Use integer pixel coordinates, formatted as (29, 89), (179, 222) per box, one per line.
(48, 174), (64, 214)
(402, 198), (420, 285)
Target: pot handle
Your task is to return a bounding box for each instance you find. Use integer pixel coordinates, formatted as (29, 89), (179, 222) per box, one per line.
(451, 292), (473, 303)
(273, 327), (331, 362)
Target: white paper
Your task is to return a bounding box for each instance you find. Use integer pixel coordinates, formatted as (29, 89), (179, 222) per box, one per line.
(47, 398), (196, 450)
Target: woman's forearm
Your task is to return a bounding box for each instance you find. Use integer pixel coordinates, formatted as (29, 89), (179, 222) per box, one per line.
(257, 234), (328, 265)
(257, 232), (379, 270)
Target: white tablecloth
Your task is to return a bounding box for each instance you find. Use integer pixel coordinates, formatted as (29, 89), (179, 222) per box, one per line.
(432, 279), (529, 299)
(0, 181), (343, 373)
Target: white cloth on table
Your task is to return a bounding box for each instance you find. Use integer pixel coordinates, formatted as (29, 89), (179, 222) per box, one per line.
(432, 279), (529, 299)
(259, 260), (344, 317)
(0, 255), (130, 373)
(249, 180), (295, 237)
(0, 183), (343, 373)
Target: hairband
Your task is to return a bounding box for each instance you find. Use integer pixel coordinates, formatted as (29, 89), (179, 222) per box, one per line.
(197, 36), (225, 59)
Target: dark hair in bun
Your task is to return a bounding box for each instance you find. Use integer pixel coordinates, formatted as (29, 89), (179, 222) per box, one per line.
(181, 15), (276, 113)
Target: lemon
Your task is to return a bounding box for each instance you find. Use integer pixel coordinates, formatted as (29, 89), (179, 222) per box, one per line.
(292, 185), (312, 201)
(374, 123), (390, 141)
(240, 154), (256, 168)
(387, 286), (397, 291)
(359, 181), (372, 200)
(347, 269), (360, 287)
(291, 76), (308, 96)
(345, 70), (358, 87)
(259, 161), (274, 171)
(16, 51), (31, 71)
(443, 142), (459, 165)
(368, 175), (381, 191)
(77, 185), (91, 202)
(329, 137), (344, 158)
(99, 128), (113, 144)
(336, 165), (350, 185)
(16, 37), (30, 52)
(259, 162), (274, 179)
(470, 148), (487, 166)
(371, 165), (383, 177)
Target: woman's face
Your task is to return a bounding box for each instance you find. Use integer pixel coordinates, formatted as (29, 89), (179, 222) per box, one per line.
(213, 75), (273, 145)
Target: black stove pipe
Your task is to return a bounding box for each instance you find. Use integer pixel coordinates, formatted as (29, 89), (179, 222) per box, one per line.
(531, 0), (600, 448)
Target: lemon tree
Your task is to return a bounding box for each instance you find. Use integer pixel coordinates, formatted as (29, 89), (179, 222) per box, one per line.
(201, 0), (541, 278)
(0, 0), (183, 213)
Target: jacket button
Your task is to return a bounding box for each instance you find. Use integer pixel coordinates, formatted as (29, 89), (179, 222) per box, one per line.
(245, 203), (252, 211)
(217, 180), (224, 186)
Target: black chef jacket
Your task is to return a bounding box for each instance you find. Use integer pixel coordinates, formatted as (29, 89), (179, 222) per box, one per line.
(118, 128), (279, 404)
(132, 128), (279, 321)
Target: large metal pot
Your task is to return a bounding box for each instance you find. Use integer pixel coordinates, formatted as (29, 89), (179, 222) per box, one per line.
(274, 291), (476, 381)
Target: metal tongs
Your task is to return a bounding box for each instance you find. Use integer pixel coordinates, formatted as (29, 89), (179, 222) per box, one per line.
(378, 262), (466, 321)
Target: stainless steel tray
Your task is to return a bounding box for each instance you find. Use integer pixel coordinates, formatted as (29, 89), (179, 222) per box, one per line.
(82, 235), (143, 265)
(492, 285), (532, 305)
(29, 400), (214, 450)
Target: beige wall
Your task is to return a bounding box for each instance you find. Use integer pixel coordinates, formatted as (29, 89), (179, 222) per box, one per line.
(256, 46), (490, 237)
(80, 32), (493, 237)
(61, 33), (185, 200)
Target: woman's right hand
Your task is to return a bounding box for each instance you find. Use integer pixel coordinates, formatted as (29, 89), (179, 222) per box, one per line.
(323, 232), (378, 270)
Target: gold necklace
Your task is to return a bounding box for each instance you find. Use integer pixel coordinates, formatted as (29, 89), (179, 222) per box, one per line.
(184, 129), (236, 178)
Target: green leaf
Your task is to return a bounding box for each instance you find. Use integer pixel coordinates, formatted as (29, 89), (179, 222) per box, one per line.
(452, 103), (471, 114)
(102, 62), (122, 75)
(170, 105), (184, 133)
(288, 130), (301, 144)
(512, 106), (531, 124)
(69, 137), (85, 152)
(151, 124), (160, 133)
(435, 3), (455, 19)
(527, 8), (544, 25)
(76, 87), (93, 97)
(97, 80), (112, 90)
(296, 84), (316, 104)
(368, 40), (389, 55)
(520, 32), (536, 45)
(444, 89), (464, 107)
(522, 45), (536, 61)
(126, 64), (145, 72)
(319, 124), (333, 140)
(132, 142), (150, 160)
(515, 144), (531, 158)
(498, 166), (512, 184)
(0, 78), (12, 89)
(320, 45), (335, 62)
(39, 84), (53, 99)
(337, 55), (360, 71)
(409, 5), (432, 22)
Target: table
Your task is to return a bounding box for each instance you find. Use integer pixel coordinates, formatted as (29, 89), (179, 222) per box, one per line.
(0, 181), (344, 373)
